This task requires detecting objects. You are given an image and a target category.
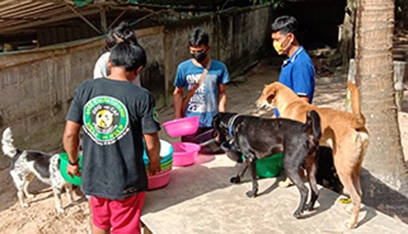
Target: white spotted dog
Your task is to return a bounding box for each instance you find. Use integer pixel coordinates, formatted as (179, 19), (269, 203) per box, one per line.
(1, 127), (73, 213)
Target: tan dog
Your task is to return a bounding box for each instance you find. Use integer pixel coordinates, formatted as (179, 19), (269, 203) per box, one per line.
(256, 81), (369, 229)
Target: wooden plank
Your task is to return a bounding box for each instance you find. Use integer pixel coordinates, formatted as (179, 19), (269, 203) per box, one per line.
(0, 1), (44, 16)
(0, 0), (20, 7)
(0, 19), (30, 27)
(0, 5), (66, 20)
(21, 6), (72, 19)
(0, 6), (65, 22)
(135, 26), (164, 38)
(0, 6), (68, 27)
(0, 8), (100, 34)
(394, 61), (407, 111)
(2, 3), (56, 18)
(0, 0), (33, 13)
(100, 6), (107, 33)
(0, 36), (105, 70)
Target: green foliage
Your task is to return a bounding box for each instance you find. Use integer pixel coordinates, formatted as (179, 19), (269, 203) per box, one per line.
(72, 0), (94, 7)
(251, 0), (284, 9)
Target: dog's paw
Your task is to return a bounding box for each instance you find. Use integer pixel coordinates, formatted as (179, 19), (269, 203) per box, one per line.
(20, 202), (29, 208)
(279, 179), (292, 188)
(293, 210), (303, 219)
(305, 202), (314, 211)
(56, 207), (65, 214)
(246, 190), (257, 198)
(25, 193), (34, 199)
(346, 220), (357, 229)
(230, 177), (241, 184)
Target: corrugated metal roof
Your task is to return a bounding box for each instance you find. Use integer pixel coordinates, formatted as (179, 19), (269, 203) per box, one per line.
(0, 1), (100, 35)
(0, 0), (227, 35)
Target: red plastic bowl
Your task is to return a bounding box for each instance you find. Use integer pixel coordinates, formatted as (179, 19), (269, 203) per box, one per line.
(162, 116), (200, 137)
(147, 168), (171, 190)
(171, 142), (201, 166)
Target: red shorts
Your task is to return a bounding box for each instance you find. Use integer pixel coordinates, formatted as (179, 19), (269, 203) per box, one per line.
(90, 192), (146, 234)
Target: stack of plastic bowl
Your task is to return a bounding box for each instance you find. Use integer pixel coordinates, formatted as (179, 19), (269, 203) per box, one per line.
(143, 139), (173, 189)
(162, 116), (201, 166)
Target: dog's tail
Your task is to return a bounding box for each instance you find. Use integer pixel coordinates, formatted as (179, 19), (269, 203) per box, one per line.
(305, 110), (322, 146)
(2, 128), (17, 158)
(348, 81), (366, 127)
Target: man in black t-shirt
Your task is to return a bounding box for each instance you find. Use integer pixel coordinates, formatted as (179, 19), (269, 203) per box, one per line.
(63, 42), (161, 234)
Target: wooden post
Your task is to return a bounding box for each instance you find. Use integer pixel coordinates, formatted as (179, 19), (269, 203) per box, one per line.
(346, 58), (407, 112)
(345, 59), (355, 112)
(100, 6), (107, 34)
(163, 31), (170, 107)
(393, 61), (407, 111)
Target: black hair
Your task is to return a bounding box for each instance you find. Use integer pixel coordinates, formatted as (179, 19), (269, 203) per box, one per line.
(109, 42), (146, 71)
(189, 27), (209, 47)
(271, 15), (299, 40)
(105, 21), (138, 51)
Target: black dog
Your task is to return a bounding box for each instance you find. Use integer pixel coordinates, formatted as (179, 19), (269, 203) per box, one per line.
(212, 110), (321, 218)
(221, 137), (343, 194)
(316, 146), (343, 194)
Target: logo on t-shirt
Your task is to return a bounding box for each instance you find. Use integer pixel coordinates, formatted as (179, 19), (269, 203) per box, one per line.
(83, 96), (129, 145)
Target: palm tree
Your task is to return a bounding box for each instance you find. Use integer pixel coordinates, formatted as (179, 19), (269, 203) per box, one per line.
(355, 0), (408, 221)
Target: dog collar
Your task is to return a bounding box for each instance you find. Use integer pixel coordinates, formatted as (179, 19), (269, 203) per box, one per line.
(227, 114), (241, 137)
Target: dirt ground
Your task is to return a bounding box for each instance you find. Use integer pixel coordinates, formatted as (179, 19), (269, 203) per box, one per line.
(0, 57), (407, 234)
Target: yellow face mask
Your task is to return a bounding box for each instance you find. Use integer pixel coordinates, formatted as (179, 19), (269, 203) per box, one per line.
(273, 35), (292, 55)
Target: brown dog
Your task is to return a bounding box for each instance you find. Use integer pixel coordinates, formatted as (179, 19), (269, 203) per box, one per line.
(256, 81), (369, 229)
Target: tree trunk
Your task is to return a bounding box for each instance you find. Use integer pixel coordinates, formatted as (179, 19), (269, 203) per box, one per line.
(355, 0), (408, 221)
(338, 0), (357, 66)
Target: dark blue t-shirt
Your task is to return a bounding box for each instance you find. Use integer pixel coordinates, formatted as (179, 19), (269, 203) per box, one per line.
(275, 46), (315, 116)
(174, 59), (229, 127)
(66, 78), (161, 200)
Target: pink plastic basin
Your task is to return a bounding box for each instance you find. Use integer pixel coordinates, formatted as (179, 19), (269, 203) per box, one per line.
(171, 142), (201, 166)
(147, 168), (171, 190)
(162, 116), (200, 137)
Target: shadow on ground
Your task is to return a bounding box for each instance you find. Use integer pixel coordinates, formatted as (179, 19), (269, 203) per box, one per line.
(360, 168), (408, 224)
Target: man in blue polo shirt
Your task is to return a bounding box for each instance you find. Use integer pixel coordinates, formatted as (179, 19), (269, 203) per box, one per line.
(271, 15), (315, 116)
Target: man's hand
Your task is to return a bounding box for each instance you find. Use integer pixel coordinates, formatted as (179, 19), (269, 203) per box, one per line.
(67, 163), (81, 178)
(148, 156), (161, 175)
(144, 132), (161, 175)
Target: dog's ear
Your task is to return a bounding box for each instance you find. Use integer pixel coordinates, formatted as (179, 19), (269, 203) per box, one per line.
(265, 85), (277, 104)
(212, 114), (224, 143)
(212, 113), (221, 129)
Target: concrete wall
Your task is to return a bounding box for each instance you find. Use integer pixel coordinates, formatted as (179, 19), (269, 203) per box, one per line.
(0, 6), (272, 169)
(163, 6), (272, 96)
(0, 39), (104, 170)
